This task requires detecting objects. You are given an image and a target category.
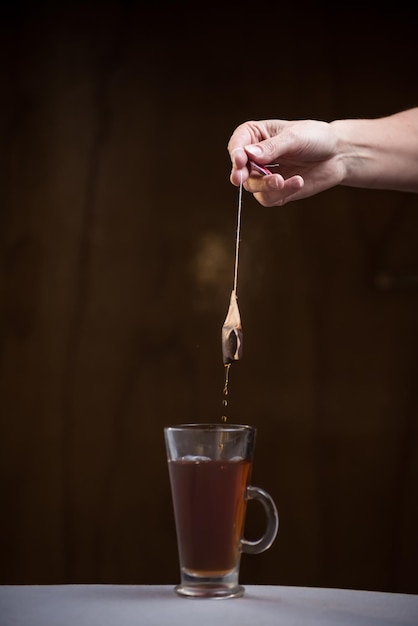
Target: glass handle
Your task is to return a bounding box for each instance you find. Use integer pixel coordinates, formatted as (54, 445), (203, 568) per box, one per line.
(241, 485), (279, 554)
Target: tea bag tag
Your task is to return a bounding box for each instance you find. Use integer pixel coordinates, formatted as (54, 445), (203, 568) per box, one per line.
(222, 289), (243, 364)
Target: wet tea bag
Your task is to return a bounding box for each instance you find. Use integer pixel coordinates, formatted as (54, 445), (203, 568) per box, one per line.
(222, 289), (243, 364)
(222, 169), (247, 366)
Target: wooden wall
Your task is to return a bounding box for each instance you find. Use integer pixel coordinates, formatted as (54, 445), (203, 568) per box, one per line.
(1, 1), (417, 593)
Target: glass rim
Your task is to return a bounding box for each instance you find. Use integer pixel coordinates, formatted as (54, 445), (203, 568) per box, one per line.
(164, 423), (255, 432)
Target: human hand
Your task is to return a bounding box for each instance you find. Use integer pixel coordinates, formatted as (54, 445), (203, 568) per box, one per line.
(227, 119), (343, 206)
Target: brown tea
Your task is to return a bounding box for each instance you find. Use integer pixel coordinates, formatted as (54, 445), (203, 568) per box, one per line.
(168, 457), (252, 576)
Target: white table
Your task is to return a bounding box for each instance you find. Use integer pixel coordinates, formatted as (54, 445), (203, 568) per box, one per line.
(0, 584), (417, 625)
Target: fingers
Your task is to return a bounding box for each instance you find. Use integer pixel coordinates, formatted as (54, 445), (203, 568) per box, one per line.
(230, 156), (305, 206)
(246, 175), (305, 207)
(229, 135), (286, 187)
(228, 121), (276, 187)
(230, 147), (250, 186)
(228, 120), (300, 192)
(244, 173), (285, 193)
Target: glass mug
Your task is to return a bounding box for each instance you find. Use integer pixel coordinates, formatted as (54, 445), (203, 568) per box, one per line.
(164, 423), (279, 599)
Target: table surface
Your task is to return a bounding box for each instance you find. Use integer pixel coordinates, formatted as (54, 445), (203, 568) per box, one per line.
(0, 584), (417, 626)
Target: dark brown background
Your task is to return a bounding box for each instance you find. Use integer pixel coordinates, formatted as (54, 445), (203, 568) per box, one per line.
(1, 1), (417, 594)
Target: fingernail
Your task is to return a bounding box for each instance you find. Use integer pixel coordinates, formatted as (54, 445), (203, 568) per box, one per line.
(245, 145), (262, 157)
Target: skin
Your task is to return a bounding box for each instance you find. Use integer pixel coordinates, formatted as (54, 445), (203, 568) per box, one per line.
(227, 108), (418, 207)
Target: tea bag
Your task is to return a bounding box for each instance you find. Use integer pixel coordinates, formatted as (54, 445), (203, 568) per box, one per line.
(222, 168), (246, 366)
(222, 289), (243, 364)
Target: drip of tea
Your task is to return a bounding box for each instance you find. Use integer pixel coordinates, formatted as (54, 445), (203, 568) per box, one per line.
(221, 363), (231, 422)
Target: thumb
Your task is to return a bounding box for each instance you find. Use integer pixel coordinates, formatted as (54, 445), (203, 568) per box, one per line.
(244, 138), (279, 164)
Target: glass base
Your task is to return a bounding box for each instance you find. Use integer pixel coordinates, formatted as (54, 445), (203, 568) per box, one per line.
(175, 582), (245, 599)
(174, 568), (245, 599)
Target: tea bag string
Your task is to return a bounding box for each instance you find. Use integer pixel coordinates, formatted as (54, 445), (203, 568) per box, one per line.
(233, 172), (243, 295)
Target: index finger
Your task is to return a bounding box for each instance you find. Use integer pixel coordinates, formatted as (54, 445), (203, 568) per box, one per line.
(227, 126), (254, 167)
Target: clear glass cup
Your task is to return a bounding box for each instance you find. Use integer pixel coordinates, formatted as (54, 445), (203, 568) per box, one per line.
(164, 423), (279, 599)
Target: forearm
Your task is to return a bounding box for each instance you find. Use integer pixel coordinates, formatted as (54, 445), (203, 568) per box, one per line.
(331, 108), (418, 193)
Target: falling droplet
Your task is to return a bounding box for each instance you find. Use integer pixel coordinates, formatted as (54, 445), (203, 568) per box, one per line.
(221, 363), (231, 422)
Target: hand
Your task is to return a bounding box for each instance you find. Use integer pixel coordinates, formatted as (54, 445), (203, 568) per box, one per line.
(227, 119), (343, 206)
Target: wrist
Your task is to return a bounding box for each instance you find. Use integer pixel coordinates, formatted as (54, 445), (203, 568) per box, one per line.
(329, 119), (364, 187)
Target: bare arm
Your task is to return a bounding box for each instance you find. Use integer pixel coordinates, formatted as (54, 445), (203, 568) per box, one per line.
(332, 108), (418, 193)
